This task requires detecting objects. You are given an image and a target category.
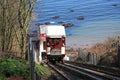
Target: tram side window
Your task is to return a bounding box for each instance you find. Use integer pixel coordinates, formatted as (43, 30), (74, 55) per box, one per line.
(52, 39), (55, 46)
(52, 38), (60, 46)
(56, 39), (60, 45)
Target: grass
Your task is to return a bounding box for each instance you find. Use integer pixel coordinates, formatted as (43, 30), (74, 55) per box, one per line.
(35, 63), (51, 75)
(35, 63), (51, 80)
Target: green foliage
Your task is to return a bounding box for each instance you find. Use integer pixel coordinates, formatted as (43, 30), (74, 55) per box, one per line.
(0, 57), (30, 79)
(0, 74), (7, 80)
(36, 63), (50, 75)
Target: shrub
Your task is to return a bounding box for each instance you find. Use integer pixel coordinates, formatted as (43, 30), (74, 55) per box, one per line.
(0, 57), (29, 79)
(0, 74), (7, 80)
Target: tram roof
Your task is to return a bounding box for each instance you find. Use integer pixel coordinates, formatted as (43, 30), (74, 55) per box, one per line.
(40, 25), (66, 37)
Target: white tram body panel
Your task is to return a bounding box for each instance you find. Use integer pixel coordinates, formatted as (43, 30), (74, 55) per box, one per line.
(46, 25), (65, 38)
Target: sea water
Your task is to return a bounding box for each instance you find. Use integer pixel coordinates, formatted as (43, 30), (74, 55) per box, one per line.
(33, 0), (120, 48)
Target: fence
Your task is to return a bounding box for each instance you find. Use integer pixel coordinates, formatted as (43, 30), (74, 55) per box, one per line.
(87, 53), (100, 65)
(77, 49), (100, 65)
(29, 44), (41, 80)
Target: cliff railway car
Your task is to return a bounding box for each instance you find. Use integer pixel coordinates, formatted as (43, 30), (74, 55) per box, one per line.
(39, 25), (66, 63)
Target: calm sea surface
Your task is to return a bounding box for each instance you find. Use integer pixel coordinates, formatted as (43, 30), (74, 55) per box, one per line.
(33, 0), (120, 48)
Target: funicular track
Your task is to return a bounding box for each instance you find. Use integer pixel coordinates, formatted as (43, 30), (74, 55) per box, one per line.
(55, 62), (120, 80)
(66, 61), (120, 77)
(48, 63), (71, 80)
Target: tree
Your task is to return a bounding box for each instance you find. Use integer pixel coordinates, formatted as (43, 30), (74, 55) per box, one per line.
(0, 0), (36, 58)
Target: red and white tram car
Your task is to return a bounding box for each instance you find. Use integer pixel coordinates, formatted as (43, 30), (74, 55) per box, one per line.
(39, 25), (66, 63)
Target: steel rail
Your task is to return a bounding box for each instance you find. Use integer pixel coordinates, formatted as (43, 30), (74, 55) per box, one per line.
(67, 61), (120, 77)
(64, 63), (120, 80)
(57, 63), (103, 80)
(48, 63), (71, 80)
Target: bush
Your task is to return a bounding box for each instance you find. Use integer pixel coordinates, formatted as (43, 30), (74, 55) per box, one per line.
(0, 57), (29, 79)
(0, 74), (7, 80)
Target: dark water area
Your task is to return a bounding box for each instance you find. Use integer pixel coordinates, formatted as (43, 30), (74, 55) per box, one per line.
(33, 0), (120, 48)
